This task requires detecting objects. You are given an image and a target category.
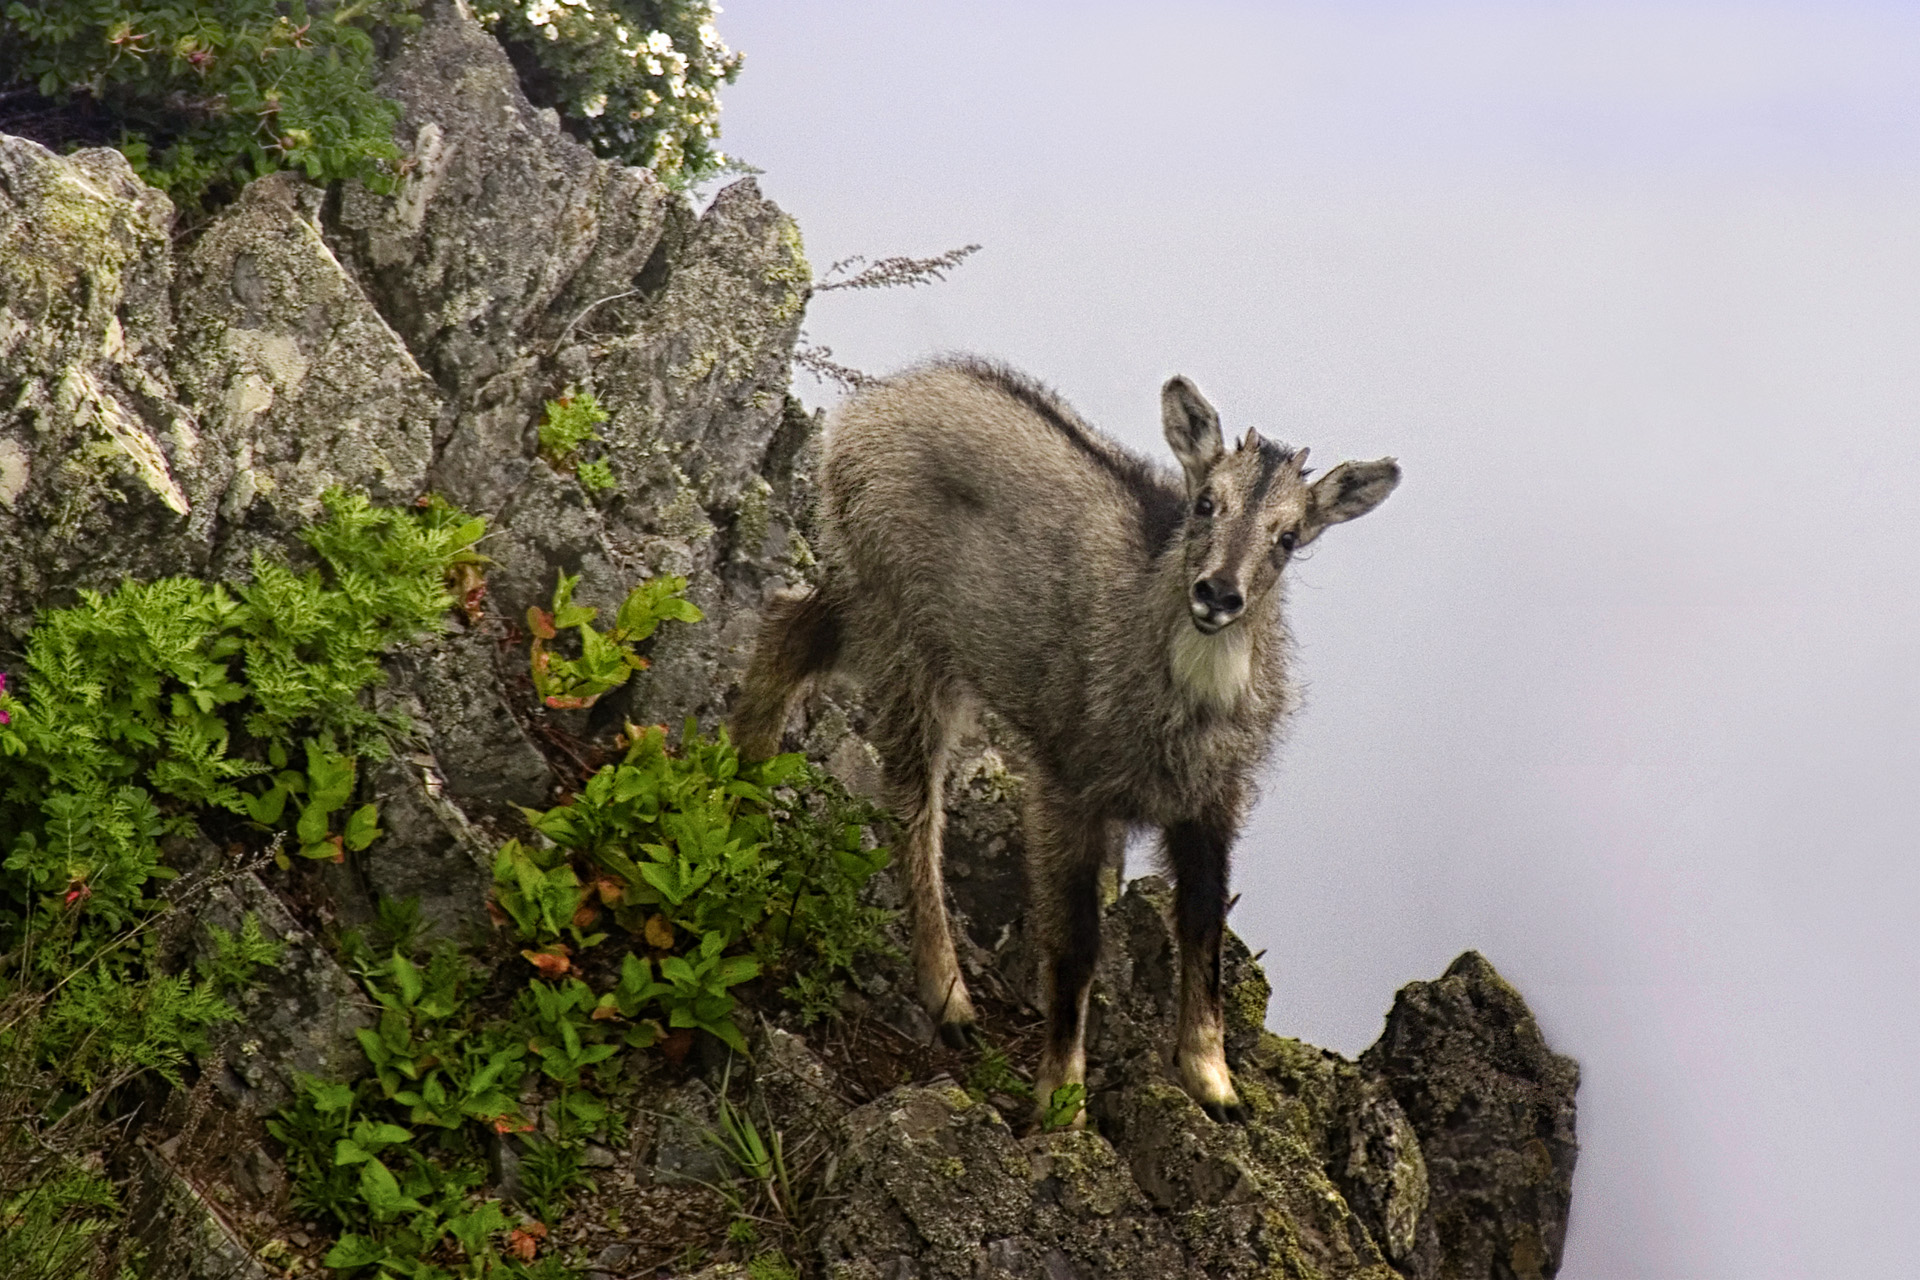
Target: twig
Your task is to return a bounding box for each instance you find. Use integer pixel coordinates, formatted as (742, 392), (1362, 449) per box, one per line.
(814, 244), (982, 293)
(557, 288), (641, 346)
(792, 340), (874, 392)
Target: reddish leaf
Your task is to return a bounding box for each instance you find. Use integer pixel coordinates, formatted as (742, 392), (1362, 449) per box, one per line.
(643, 913), (674, 950)
(526, 607), (557, 640)
(570, 900), (600, 931)
(451, 562), (489, 622)
(506, 1227), (541, 1262)
(521, 945), (572, 978)
(659, 1028), (696, 1064)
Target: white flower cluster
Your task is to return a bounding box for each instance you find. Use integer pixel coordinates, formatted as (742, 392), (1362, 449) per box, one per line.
(479, 0), (739, 180)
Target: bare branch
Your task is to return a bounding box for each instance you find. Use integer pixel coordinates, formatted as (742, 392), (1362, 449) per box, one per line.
(814, 244), (982, 294)
(793, 341), (876, 392)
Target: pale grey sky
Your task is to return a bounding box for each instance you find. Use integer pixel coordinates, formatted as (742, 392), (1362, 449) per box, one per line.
(715, 4), (1920, 1275)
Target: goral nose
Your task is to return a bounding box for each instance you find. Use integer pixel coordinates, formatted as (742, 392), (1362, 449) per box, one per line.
(1191, 576), (1244, 617)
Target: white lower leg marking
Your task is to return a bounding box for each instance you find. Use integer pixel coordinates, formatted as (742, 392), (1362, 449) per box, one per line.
(1179, 1014), (1237, 1106)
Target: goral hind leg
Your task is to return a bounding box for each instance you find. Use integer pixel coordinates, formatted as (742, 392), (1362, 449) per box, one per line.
(1168, 815), (1248, 1124)
(869, 679), (976, 1047)
(1027, 783), (1121, 1129)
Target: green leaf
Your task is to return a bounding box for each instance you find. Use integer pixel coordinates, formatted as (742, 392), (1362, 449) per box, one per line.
(704, 1016), (749, 1055)
(324, 1233), (385, 1267)
(390, 953), (423, 1007)
(446, 1200), (510, 1257)
(357, 1157), (424, 1218)
(243, 783), (288, 825)
(308, 1080), (354, 1113)
(342, 802), (382, 851)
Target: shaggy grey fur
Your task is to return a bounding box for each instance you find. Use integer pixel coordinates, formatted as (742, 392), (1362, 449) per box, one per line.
(732, 357), (1399, 1122)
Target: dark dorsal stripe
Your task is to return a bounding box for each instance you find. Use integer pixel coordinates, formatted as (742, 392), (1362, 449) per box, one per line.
(1248, 438), (1296, 506)
(942, 357), (1186, 558)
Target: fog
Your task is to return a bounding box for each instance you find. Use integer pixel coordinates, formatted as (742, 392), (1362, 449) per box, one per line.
(714, 4), (1920, 1274)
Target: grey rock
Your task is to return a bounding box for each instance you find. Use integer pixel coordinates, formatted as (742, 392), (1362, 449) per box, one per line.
(1360, 951), (1580, 1280)
(821, 1087), (1035, 1272)
(359, 751), (495, 941)
(754, 1024), (850, 1149)
(397, 628), (554, 812)
(0, 136), (197, 644)
(820, 1087), (1195, 1280)
(125, 1144), (276, 1280)
(167, 839), (374, 1116)
(168, 169), (439, 576)
(649, 1078), (733, 1186)
(330, 0), (676, 406)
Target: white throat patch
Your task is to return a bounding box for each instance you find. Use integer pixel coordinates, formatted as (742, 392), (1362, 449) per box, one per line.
(1170, 620), (1254, 712)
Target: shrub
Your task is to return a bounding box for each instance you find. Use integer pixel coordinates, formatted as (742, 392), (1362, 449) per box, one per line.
(0, 489), (487, 955)
(0, 490), (480, 1277)
(496, 719), (893, 1044)
(0, 0), (744, 211)
(0, 0), (422, 209)
(474, 0), (741, 185)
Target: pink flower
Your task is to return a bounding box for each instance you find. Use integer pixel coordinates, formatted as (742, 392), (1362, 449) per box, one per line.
(0, 670), (9, 724)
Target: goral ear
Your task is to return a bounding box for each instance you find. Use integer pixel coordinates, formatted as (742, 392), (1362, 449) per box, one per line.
(1298, 457), (1401, 546)
(1162, 376), (1223, 492)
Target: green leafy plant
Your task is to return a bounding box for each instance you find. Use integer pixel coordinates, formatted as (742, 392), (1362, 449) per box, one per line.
(1, 489), (487, 957)
(0, 1156), (128, 1280)
(0, 493), (484, 1280)
(702, 1070), (795, 1230)
(0, 0), (423, 209)
(965, 1046), (1033, 1106)
(575, 457), (617, 497)
(473, 0), (741, 185)
(516, 1135), (593, 1226)
(535, 392), (609, 467)
(747, 1251), (799, 1280)
(600, 936), (757, 1054)
(352, 946), (528, 1132)
(520, 977), (617, 1095)
(1041, 1083), (1088, 1133)
(524, 571), (701, 709)
(497, 718), (890, 1052)
(0, 905), (283, 1277)
(269, 1065), (547, 1276)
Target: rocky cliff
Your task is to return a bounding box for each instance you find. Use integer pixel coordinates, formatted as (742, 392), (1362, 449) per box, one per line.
(0, 5), (1576, 1277)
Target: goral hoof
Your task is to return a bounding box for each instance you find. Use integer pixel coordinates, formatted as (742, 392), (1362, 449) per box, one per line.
(937, 1020), (980, 1051)
(1201, 1100), (1250, 1125)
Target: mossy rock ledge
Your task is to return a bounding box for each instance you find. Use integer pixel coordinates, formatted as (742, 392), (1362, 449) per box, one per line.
(0, 5), (1577, 1275)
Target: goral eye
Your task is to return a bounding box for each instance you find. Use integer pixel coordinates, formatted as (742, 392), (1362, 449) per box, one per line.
(1195, 496), (1215, 517)
(1277, 529), (1297, 551)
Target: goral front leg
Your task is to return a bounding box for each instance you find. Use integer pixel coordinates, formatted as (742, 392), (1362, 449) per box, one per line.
(1168, 815), (1247, 1124)
(1026, 789), (1118, 1129)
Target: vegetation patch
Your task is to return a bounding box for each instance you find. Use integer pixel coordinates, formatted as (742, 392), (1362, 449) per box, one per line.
(0, 488), (485, 1276)
(473, 0), (740, 186)
(1, 0), (743, 212)
(0, 0), (422, 210)
(270, 653), (891, 1273)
